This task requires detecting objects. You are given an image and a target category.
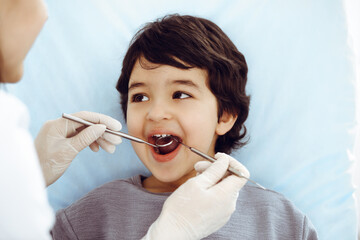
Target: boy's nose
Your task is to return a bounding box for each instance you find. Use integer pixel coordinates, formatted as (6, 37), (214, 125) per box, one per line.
(146, 101), (172, 122)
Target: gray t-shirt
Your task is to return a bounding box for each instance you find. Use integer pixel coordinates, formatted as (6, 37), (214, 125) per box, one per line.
(51, 175), (318, 240)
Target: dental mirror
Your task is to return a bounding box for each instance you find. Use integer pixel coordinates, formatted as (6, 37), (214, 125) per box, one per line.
(155, 136), (175, 147)
(155, 135), (180, 154)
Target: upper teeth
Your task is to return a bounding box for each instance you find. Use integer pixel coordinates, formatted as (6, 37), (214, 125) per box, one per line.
(153, 134), (171, 138)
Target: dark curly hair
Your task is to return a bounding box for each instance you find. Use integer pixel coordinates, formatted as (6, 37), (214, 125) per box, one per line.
(116, 14), (250, 154)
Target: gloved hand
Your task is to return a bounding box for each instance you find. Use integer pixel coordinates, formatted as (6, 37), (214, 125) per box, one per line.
(35, 111), (122, 186)
(142, 152), (250, 240)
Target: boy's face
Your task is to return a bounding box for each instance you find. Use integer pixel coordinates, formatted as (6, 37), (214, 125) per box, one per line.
(127, 58), (235, 188)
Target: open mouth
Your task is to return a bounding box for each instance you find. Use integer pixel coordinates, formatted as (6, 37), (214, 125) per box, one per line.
(149, 134), (182, 155)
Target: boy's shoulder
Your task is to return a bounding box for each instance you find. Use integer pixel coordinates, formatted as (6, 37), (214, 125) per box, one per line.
(219, 184), (318, 240)
(239, 184), (295, 205)
(90, 175), (144, 195)
(67, 175), (159, 206)
(237, 184), (307, 220)
(52, 175), (166, 239)
(60, 175), (169, 213)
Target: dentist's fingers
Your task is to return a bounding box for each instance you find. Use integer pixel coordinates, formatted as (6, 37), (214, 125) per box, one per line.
(212, 153), (249, 193)
(36, 112), (121, 187)
(194, 161), (212, 174)
(96, 138), (116, 153)
(195, 153), (250, 179)
(65, 112), (122, 138)
(89, 142), (100, 152)
(195, 157), (230, 188)
(214, 153), (250, 179)
(213, 174), (247, 195)
(68, 112), (122, 153)
(102, 132), (122, 145)
(70, 124), (106, 153)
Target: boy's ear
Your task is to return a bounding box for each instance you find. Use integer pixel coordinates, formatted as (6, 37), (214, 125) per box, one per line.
(216, 112), (237, 136)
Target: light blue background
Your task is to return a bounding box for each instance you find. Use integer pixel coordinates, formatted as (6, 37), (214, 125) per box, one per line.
(8, 0), (358, 239)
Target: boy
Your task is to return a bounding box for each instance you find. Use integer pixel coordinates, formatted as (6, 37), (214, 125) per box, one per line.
(52, 14), (318, 239)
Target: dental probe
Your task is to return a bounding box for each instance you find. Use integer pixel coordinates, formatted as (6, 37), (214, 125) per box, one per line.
(177, 140), (266, 190)
(62, 113), (157, 148)
(156, 136), (266, 190)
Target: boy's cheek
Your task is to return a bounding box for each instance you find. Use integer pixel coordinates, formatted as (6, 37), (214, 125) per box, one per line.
(126, 114), (141, 136)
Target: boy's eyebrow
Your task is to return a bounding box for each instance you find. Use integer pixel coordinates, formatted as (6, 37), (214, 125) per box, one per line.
(172, 79), (200, 89)
(128, 82), (145, 90)
(129, 79), (200, 90)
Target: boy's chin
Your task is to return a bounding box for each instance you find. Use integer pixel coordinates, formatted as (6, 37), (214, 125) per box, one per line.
(153, 172), (182, 184)
(153, 169), (197, 184)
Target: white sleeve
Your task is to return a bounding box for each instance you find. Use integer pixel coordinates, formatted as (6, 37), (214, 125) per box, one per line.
(0, 92), (55, 239)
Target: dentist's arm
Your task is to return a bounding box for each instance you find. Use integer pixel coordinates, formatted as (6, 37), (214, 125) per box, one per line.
(35, 111), (122, 186)
(143, 153), (249, 240)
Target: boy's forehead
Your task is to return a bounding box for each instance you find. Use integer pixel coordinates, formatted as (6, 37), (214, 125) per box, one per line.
(129, 59), (209, 87)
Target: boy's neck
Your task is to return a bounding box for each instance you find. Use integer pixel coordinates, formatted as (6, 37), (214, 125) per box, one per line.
(142, 170), (197, 193)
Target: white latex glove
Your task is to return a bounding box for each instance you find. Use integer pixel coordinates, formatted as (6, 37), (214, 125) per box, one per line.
(35, 111), (122, 186)
(143, 152), (250, 240)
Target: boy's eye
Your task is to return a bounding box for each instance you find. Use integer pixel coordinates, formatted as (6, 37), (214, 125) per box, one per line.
(131, 94), (149, 102)
(173, 91), (191, 99)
